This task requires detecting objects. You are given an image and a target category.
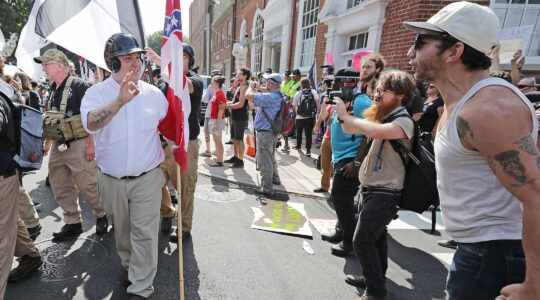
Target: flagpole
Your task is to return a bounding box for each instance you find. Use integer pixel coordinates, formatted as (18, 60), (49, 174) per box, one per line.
(177, 163), (184, 300)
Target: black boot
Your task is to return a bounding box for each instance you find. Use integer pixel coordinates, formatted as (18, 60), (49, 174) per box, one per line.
(53, 223), (82, 241)
(8, 255), (42, 282)
(161, 216), (173, 233)
(321, 228), (343, 244)
(27, 224), (42, 241)
(96, 216), (109, 235)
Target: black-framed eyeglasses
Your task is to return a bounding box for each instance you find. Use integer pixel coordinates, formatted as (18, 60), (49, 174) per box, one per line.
(428, 85), (436, 89)
(413, 33), (451, 50)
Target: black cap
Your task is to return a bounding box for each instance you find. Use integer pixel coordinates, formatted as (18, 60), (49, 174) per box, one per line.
(335, 67), (359, 78)
(284, 70), (292, 76)
(292, 69), (301, 76)
(266, 67), (272, 73)
(152, 68), (161, 78)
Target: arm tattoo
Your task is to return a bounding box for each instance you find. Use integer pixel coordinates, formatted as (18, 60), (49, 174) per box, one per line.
(456, 116), (474, 140)
(486, 155), (497, 174)
(514, 135), (538, 155)
(494, 150), (536, 187)
(89, 109), (112, 128)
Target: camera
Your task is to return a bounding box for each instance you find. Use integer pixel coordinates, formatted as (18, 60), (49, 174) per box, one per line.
(326, 87), (355, 104)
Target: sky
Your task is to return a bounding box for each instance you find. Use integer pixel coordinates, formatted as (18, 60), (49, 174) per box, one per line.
(139, 0), (194, 38)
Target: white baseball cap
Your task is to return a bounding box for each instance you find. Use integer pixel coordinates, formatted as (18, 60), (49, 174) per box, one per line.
(403, 1), (500, 55)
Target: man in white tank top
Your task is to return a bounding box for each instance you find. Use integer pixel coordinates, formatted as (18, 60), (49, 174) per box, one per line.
(404, 2), (540, 300)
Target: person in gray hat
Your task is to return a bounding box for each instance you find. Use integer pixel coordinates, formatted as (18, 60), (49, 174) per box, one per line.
(245, 73), (283, 197)
(405, 2), (540, 299)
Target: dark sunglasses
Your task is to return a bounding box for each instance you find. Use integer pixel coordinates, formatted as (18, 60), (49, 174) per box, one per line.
(413, 33), (453, 50)
(517, 85), (534, 89)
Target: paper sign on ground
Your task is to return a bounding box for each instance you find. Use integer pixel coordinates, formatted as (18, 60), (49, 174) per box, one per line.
(499, 25), (534, 63)
(326, 52), (334, 65)
(352, 51), (373, 71)
(251, 200), (312, 237)
(309, 219), (337, 236)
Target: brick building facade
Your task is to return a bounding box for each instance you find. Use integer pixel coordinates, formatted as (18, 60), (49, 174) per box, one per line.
(189, 0), (207, 74)
(192, 0), (529, 80)
(379, 0), (490, 71)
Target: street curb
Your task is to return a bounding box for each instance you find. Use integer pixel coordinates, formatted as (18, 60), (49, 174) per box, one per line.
(197, 169), (331, 201)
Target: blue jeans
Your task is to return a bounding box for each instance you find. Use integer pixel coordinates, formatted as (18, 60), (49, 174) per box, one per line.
(446, 240), (525, 300)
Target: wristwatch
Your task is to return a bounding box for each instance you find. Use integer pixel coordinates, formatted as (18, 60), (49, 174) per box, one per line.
(354, 160), (362, 167)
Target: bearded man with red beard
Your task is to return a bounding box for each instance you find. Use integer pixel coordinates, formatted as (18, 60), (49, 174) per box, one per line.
(334, 70), (416, 300)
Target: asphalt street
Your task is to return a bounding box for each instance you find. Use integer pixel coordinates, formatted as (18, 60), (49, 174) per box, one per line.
(5, 157), (454, 300)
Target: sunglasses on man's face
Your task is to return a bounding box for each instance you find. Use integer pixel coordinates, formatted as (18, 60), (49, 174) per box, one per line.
(518, 85), (534, 90)
(413, 33), (450, 50)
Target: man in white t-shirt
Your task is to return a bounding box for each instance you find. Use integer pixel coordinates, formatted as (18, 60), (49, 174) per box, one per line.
(405, 2), (540, 299)
(80, 33), (168, 300)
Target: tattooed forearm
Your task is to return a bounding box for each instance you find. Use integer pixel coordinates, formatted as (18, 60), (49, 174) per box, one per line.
(514, 135), (538, 155)
(494, 150), (536, 187)
(89, 109), (112, 129)
(486, 155), (497, 174)
(456, 116), (474, 140)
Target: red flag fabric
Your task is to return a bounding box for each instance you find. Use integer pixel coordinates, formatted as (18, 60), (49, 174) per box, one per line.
(158, 0), (190, 173)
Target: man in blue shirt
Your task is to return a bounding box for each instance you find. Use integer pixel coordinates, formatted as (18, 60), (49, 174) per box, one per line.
(246, 73), (283, 197)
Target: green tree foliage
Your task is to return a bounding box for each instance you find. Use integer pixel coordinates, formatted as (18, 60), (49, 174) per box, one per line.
(147, 30), (163, 56)
(146, 30), (189, 56)
(0, 0), (33, 39)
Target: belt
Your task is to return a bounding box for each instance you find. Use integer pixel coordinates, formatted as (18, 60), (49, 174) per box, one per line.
(0, 169), (17, 179)
(361, 186), (401, 195)
(102, 168), (153, 180)
(256, 129), (271, 132)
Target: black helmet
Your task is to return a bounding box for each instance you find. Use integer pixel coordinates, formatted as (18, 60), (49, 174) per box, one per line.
(183, 44), (195, 69)
(104, 33), (145, 73)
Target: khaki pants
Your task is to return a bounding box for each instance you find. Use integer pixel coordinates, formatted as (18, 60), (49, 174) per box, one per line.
(0, 170), (39, 299)
(97, 167), (165, 298)
(18, 185), (39, 228)
(320, 139), (333, 191)
(180, 140), (199, 232)
(49, 138), (105, 224)
(160, 147), (177, 218)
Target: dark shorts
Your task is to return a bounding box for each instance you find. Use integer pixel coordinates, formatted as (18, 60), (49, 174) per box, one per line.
(231, 120), (248, 141)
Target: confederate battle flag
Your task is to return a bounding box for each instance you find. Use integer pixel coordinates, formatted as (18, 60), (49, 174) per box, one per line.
(158, 0), (191, 173)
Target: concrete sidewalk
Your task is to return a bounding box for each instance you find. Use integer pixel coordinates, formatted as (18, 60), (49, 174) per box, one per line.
(197, 121), (331, 199)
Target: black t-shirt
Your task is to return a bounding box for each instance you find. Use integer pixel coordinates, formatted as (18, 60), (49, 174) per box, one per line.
(156, 72), (203, 141)
(23, 90), (41, 111)
(418, 97), (444, 133)
(0, 93), (18, 174)
(48, 75), (90, 117)
(407, 93), (425, 116)
(226, 88), (236, 101)
(231, 85), (248, 121)
(187, 73), (203, 140)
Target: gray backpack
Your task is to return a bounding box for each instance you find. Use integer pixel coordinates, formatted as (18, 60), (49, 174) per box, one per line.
(0, 82), (43, 171)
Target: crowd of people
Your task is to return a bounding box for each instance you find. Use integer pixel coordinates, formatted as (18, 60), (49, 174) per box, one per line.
(1, 1), (540, 300)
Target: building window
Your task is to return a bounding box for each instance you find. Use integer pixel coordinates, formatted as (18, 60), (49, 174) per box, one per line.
(492, 0), (540, 56)
(299, 0), (320, 67)
(220, 27), (224, 50)
(348, 32), (369, 51)
(253, 15), (263, 73)
(347, 0), (367, 9)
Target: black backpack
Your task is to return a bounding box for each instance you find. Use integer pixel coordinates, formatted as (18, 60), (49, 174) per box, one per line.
(0, 87), (43, 171)
(385, 112), (439, 213)
(297, 89), (316, 118)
